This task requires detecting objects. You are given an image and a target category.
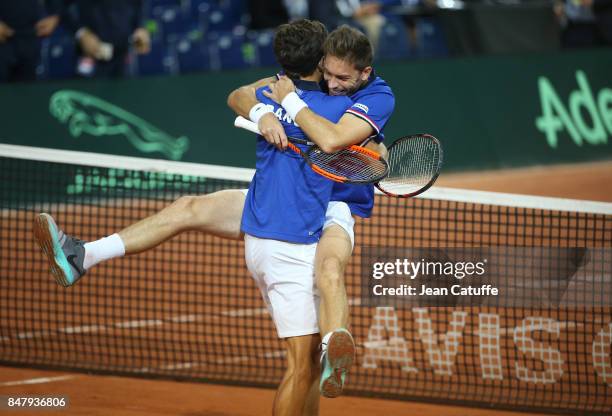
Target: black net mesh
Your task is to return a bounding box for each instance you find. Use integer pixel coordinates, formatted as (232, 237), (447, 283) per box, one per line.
(1, 153), (611, 414)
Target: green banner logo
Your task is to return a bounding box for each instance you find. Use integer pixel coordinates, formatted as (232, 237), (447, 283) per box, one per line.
(535, 70), (612, 149)
(50, 90), (189, 160)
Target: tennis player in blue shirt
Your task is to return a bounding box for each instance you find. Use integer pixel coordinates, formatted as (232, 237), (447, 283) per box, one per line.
(241, 20), (356, 414)
(228, 24), (395, 399)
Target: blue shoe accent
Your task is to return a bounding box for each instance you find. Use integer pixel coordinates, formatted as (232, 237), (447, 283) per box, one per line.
(34, 213), (86, 287)
(48, 217), (73, 282)
(319, 328), (355, 398)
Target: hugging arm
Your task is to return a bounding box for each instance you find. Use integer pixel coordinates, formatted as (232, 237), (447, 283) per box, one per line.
(227, 77), (290, 149)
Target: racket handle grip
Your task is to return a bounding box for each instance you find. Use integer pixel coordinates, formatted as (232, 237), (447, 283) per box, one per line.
(235, 115), (313, 146)
(234, 116), (261, 135)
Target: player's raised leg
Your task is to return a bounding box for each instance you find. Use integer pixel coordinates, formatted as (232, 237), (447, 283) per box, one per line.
(119, 189), (246, 252)
(33, 189), (246, 287)
(316, 219), (356, 398)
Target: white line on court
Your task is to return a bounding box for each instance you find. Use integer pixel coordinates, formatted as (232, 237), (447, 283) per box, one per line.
(114, 319), (163, 329)
(125, 349), (288, 372)
(218, 297), (363, 319)
(0, 375), (77, 387)
(169, 314), (203, 323)
(215, 356), (249, 365)
(60, 325), (106, 334)
(260, 350), (286, 359)
(16, 331), (50, 339)
(348, 298), (362, 306)
(160, 362), (197, 370)
(4, 309), (247, 342)
(221, 307), (268, 318)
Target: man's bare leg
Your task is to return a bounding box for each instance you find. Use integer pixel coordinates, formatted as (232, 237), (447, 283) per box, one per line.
(34, 190), (246, 287)
(118, 189), (245, 253)
(314, 142), (385, 333)
(273, 334), (320, 416)
(315, 224), (352, 335)
(315, 224), (355, 398)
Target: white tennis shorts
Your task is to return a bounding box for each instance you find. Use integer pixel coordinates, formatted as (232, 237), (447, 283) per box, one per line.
(323, 200), (355, 248)
(243, 199), (355, 338)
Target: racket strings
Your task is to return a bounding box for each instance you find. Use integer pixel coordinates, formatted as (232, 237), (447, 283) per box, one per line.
(380, 136), (441, 194)
(309, 147), (388, 182)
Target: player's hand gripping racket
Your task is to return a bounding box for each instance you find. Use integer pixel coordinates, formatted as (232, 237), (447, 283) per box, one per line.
(375, 134), (443, 198)
(234, 116), (389, 184)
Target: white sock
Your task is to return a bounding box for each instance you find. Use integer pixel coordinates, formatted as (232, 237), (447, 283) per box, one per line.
(83, 233), (126, 270)
(321, 331), (333, 354)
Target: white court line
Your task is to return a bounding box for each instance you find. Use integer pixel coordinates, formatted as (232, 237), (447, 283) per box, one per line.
(141, 350), (286, 371)
(0, 375), (77, 387)
(221, 297), (362, 319)
(160, 362), (197, 370)
(348, 298), (362, 306)
(260, 350), (286, 359)
(4, 312), (217, 341)
(221, 307), (268, 318)
(6, 313), (203, 340)
(16, 331), (50, 340)
(114, 319), (163, 329)
(215, 356), (249, 365)
(169, 314), (203, 323)
(60, 325), (105, 334)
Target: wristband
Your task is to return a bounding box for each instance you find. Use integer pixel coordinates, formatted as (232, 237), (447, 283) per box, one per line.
(281, 92), (308, 120)
(249, 103), (273, 124)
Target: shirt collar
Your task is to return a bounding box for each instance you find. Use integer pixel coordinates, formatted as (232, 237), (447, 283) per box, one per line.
(294, 78), (322, 92)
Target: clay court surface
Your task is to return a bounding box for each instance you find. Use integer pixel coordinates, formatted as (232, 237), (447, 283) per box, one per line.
(1, 161), (610, 415)
(436, 161), (612, 202)
(0, 366), (550, 416)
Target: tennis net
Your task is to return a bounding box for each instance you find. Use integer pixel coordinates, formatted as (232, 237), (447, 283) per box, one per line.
(1, 144), (611, 414)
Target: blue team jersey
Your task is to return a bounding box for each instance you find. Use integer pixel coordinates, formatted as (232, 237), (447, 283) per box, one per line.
(331, 71), (395, 218)
(241, 80), (353, 244)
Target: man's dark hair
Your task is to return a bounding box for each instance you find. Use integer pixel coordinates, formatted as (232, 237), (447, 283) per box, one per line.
(273, 19), (328, 79)
(324, 25), (373, 71)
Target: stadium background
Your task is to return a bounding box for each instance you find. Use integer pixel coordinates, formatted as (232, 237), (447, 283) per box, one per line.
(1, 0), (611, 415)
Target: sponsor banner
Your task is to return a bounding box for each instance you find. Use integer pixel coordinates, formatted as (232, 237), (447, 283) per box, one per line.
(0, 49), (610, 169)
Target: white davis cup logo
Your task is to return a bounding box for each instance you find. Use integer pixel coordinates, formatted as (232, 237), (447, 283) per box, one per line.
(362, 307), (612, 388)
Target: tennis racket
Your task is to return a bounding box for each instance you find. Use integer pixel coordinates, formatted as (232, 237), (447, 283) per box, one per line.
(375, 134), (443, 198)
(234, 116), (389, 184)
